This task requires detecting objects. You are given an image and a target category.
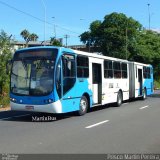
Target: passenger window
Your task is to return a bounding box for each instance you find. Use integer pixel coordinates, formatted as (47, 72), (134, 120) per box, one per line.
(143, 66), (151, 79)
(62, 54), (76, 95)
(104, 60), (113, 78)
(77, 56), (89, 78)
(122, 63), (128, 78)
(113, 62), (121, 78)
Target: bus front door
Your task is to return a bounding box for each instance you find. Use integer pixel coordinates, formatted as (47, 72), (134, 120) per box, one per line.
(92, 63), (102, 104)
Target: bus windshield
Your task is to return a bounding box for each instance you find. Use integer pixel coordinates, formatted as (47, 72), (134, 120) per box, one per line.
(11, 49), (58, 96)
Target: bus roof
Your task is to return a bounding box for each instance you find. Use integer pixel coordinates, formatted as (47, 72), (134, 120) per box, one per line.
(14, 46), (151, 66)
(73, 49), (129, 63)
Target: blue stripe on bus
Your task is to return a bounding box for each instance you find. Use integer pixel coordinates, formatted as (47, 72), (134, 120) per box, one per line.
(61, 78), (92, 113)
(10, 92), (55, 105)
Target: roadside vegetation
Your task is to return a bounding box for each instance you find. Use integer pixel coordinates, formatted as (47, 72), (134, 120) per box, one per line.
(0, 30), (12, 107)
(80, 12), (160, 88)
(0, 12), (160, 108)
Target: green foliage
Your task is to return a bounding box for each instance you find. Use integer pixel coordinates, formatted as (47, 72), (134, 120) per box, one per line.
(154, 80), (160, 89)
(80, 12), (160, 81)
(133, 30), (160, 80)
(0, 83), (10, 107)
(20, 29), (39, 47)
(50, 37), (62, 46)
(80, 12), (142, 59)
(134, 30), (160, 62)
(0, 30), (12, 106)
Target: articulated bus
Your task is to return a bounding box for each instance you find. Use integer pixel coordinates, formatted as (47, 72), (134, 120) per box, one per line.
(9, 46), (153, 115)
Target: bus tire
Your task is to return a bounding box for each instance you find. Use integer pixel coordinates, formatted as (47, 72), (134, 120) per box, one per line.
(142, 88), (147, 100)
(115, 91), (123, 107)
(78, 96), (88, 116)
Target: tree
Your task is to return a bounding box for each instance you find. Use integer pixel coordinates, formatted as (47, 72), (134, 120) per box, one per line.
(80, 12), (142, 59)
(50, 37), (62, 46)
(79, 12), (160, 86)
(135, 30), (160, 80)
(20, 29), (38, 47)
(0, 30), (12, 105)
(30, 33), (39, 41)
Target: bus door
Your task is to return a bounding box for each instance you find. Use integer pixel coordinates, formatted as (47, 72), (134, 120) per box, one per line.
(56, 54), (78, 112)
(92, 63), (102, 104)
(138, 68), (143, 96)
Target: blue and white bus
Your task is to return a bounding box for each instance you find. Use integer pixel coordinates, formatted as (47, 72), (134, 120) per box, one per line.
(9, 46), (153, 115)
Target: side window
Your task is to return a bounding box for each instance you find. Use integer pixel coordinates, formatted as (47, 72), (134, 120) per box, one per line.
(143, 66), (147, 78)
(77, 56), (89, 78)
(104, 60), (113, 78)
(122, 63), (128, 78)
(148, 67), (151, 79)
(113, 61), (121, 78)
(62, 54), (76, 95)
(143, 66), (151, 79)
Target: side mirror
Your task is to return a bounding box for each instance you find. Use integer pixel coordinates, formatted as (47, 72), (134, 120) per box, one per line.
(6, 60), (12, 74)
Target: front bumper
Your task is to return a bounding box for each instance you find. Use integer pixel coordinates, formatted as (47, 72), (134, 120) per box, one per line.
(10, 100), (62, 113)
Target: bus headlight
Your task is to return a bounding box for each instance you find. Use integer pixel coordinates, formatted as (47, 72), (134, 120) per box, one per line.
(44, 99), (53, 104)
(10, 98), (17, 103)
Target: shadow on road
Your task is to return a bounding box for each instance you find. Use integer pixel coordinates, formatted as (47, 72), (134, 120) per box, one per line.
(0, 111), (74, 123)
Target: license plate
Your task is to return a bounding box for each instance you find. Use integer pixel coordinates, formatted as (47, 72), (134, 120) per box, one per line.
(25, 106), (34, 110)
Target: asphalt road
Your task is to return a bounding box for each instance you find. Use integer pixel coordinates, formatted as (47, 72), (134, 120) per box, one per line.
(0, 96), (160, 154)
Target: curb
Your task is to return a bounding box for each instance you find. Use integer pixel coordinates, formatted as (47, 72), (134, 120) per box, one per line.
(149, 94), (160, 98)
(0, 108), (11, 112)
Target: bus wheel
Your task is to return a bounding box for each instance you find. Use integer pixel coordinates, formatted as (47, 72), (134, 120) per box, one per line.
(78, 96), (88, 116)
(142, 88), (147, 100)
(116, 91), (123, 107)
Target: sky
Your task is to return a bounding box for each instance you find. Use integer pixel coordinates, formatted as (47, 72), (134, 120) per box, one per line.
(0, 0), (159, 46)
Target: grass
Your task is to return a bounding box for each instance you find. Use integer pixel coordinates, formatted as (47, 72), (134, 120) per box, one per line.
(0, 84), (10, 108)
(0, 94), (10, 108)
(154, 79), (160, 89)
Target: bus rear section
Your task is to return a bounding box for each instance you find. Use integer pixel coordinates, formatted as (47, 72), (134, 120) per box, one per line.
(129, 62), (153, 99)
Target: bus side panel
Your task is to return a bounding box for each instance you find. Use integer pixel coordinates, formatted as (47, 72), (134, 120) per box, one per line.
(102, 79), (129, 104)
(61, 79), (92, 113)
(143, 67), (154, 96)
(102, 80), (117, 104)
(143, 79), (153, 95)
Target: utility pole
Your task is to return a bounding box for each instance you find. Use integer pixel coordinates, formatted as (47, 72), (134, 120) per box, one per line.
(147, 3), (151, 30)
(41, 0), (46, 45)
(125, 21), (128, 60)
(64, 34), (70, 47)
(52, 17), (56, 38)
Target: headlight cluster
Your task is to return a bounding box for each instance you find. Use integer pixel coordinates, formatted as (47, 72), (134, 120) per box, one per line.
(10, 98), (17, 103)
(44, 99), (53, 104)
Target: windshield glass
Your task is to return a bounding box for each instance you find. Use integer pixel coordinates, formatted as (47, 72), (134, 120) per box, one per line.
(11, 49), (57, 96)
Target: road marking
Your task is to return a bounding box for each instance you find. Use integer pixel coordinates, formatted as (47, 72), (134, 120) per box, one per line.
(85, 120), (109, 129)
(139, 105), (149, 110)
(0, 114), (31, 120)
